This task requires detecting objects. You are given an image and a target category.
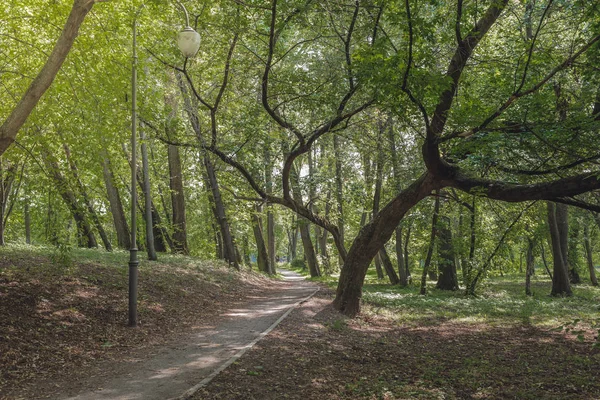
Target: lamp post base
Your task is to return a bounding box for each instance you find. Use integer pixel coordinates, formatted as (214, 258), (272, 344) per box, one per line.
(128, 248), (139, 327)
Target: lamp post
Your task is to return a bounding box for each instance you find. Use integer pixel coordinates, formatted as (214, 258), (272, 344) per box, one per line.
(129, 2), (200, 327)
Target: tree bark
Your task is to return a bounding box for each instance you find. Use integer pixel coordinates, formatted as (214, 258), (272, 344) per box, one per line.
(435, 214), (458, 290)
(333, 135), (345, 268)
(102, 155), (130, 249)
(42, 151), (97, 248)
(168, 144), (189, 254)
(265, 147), (276, 274)
(63, 144), (112, 251)
(290, 163), (320, 277)
(0, 0), (95, 155)
(251, 204), (270, 273)
(141, 128), (157, 260)
(204, 154), (239, 270)
(25, 201), (31, 244)
(547, 202), (572, 296)
(421, 192), (441, 294)
(334, 173), (436, 316)
(525, 237), (535, 296)
(583, 223), (598, 286)
(372, 136), (400, 285)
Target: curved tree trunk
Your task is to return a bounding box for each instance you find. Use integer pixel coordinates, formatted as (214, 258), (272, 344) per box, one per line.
(0, 0), (95, 155)
(334, 173), (436, 316)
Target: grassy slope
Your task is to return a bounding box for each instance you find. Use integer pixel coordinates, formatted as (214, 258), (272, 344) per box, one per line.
(0, 245), (273, 399)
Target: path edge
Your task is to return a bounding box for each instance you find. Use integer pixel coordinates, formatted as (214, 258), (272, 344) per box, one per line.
(172, 286), (320, 400)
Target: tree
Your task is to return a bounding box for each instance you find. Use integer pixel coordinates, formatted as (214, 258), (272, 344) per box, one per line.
(0, 0), (97, 155)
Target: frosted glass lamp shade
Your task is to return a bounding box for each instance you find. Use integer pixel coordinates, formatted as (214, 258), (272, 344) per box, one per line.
(177, 27), (200, 58)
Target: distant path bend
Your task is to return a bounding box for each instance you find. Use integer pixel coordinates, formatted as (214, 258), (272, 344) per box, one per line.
(60, 269), (318, 400)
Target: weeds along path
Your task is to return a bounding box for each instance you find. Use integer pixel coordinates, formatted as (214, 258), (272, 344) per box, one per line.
(58, 269), (318, 400)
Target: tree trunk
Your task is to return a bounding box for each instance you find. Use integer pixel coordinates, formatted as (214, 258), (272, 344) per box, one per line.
(42, 151), (96, 248)
(290, 162), (320, 277)
(63, 144), (112, 251)
(0, 160), (15, 245)
(547, 202), (572, 296)
(435, 214), (458, 290)
(102, 155), (130, 249)
(251, 205), (270, 273)
(0, 0), (95, 155)
(168, 144), (189, 254)
(567, 215), (581, 284)
(141, 128), (157, 260)
(421, 191), (441, 295)
(404, 223), (411, 280)
(265, 147), (276, 274)
(374, 253), (384, 280)
(204, 154), (239, 270)
(525, 237), (535, 296)
(25, 201), (31, 244)
(333, 134), (345, 268)
(583, 223), (598, 286)
(334, 173), (436, 317)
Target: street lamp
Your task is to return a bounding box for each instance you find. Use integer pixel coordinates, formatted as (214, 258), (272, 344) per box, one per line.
(129, 2), (200, 327)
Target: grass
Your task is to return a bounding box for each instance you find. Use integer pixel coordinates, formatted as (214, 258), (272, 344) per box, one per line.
(286, 260), (600, 330)
(362, 272), (600, 329)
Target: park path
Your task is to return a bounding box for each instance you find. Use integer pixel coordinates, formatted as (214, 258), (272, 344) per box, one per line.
(58, 269), (318, 400)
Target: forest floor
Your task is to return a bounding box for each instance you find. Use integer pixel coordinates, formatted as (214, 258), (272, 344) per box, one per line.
(0, 245), (288, 399)
(197, 288), (600, 400)
(2, 245), (600, 399)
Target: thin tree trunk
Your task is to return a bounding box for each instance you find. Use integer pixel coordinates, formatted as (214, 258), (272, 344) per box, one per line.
(204, 154), (239, 270)
(404, 223), (411, 280)
(42, 151), (97, 248)
(539, 242), (553, 280)
(583, 223), (598, 286)
(251, 204), (270, 273)
(0, 160), (15, 245)
(265, 146), (276, 274)
(374, 253), (384, 280)
(63, 144), (112, 251)
(525, 237), (535, 296)
(421, 191), (441, 295)
(25, 201), (31, 244)
(141, 128), (157, 260)
(333, 134), (345, 268)
(168, 144), (189, 254)
(102, 155), (131, 249)
(290, 163), (320, 277)
(372, 141), (400, 285)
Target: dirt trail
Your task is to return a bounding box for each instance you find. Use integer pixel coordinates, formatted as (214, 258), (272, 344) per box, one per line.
(57, 270), (317, 400)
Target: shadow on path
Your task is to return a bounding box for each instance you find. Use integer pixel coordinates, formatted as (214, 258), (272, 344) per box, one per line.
(59, 270), (316, 400)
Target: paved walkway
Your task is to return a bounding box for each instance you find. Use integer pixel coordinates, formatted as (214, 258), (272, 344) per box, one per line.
(59, 270), (317, 400)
